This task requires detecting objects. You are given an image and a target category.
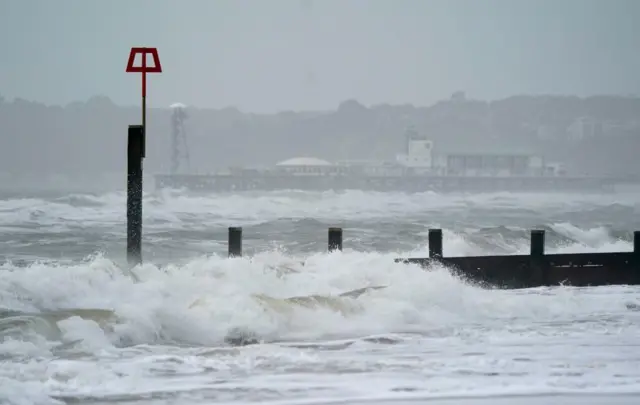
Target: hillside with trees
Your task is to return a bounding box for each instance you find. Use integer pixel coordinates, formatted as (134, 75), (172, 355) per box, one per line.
(0, 92), (639, 189)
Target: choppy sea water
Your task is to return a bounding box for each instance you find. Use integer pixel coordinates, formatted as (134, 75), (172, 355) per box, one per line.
(1, 189), (640, 405)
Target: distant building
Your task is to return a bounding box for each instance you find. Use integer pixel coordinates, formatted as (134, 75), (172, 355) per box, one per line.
(274, 157), (345, 175)
(268, 127), (562, 178)
(567, 116), (603, 140)
(435, 152), (544, 177)
(395, 125), (433, 170)
(395, 127), (555, 176)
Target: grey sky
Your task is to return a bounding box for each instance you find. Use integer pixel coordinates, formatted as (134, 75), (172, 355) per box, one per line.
(1, 0), (639, 113)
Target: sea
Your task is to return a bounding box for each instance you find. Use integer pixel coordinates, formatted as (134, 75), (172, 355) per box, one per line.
(1, 188), (640, 405)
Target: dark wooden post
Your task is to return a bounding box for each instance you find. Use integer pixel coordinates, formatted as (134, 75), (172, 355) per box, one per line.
(428, 229), (443, 258)
(228, 227), (242, 257)
(633, 231), (640, 284)
(127, 125), (144, 267)
(328, 227), (343, 252)
(530, 229), (546, 287)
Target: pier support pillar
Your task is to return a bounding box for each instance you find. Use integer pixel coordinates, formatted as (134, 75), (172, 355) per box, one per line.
(127, 125), (144, 267)
(428, 229), (443, 259)
(228, 227), (242, 257)
(328, 227), (343, 252)
(530, 230), (547, 286)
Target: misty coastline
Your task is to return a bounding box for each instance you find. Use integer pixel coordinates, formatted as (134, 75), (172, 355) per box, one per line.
(1, 93), (640, 193)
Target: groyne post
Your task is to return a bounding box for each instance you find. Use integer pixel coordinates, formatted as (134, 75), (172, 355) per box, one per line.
(228, 227), (242, 257)
(428, 229), (443, 258)
(530, 229), (546, 286)
(634, 231), (640, 283)
(328, 227), (343, 252)
(126, 125), (144, 267)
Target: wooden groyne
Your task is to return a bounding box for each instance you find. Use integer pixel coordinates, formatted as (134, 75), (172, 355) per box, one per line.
(399, 229), (640, 289)
(222, 227), (640, 289)
(125, 125), (639, 289)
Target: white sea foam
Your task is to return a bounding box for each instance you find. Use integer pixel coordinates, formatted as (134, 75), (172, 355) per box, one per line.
(1, 190), (640, 404)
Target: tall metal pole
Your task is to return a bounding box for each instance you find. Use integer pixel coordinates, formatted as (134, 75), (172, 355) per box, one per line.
(141, 54), (147, 158)
(170, 104), (190, 175)
(171, 106), (179, 174)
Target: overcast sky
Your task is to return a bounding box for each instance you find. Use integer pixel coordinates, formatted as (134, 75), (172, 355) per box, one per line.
(1, 0), (639, 113)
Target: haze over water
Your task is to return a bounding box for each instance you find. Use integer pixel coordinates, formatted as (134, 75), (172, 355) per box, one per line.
(1, 188), (640, 405)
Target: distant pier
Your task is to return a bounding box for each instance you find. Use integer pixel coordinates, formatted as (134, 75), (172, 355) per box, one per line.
(154, 172), (615, 193)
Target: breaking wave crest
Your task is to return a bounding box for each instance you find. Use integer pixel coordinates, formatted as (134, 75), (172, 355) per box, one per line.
(1, 249), (637, 354)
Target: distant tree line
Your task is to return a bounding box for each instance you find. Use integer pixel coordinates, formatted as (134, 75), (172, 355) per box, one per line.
(0, 93), (638, 179)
